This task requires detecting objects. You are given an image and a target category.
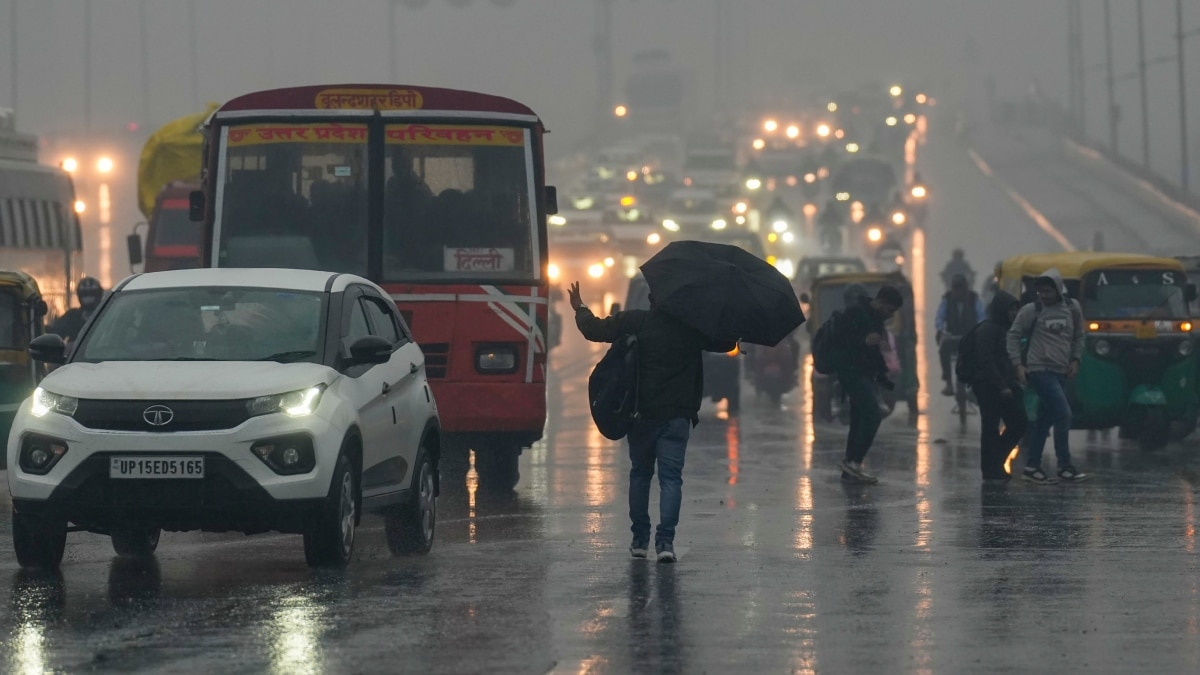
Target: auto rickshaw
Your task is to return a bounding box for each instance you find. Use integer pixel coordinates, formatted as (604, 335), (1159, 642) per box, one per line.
(998, 252), (1198, 447)
(0, 272), (48, 467)
(801, 271), (919, 424)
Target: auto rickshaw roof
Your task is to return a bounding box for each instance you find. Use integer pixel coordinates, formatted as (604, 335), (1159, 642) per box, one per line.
(0, 271), (41, 297)
(999, 252), (1183, 282)
(808, 270), (911, 289)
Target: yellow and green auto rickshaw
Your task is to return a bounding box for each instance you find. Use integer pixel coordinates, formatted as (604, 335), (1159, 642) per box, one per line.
(0, 272), (48, 467)
(998, 252), (1197, 447)
(801, 270), (919, 424)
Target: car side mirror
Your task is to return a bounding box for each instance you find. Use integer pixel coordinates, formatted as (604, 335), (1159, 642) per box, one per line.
(545, 185), (559, 216)
(127, 233), (144, 266)
(29, 334), (67, 364)
(609, 302), (621, 315)
(799, 293), (811, 304)
(189, 190), (205, 222)
(1187, 284), (1197, 303)
(348, 335), (392, 366)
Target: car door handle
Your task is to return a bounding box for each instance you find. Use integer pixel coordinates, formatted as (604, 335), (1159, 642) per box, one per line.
(410, 362), (419, 375)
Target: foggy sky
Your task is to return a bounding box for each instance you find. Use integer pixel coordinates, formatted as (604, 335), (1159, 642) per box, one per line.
(2, 0), (1197, 180)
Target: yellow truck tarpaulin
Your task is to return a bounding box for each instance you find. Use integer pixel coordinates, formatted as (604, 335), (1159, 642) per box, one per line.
(137, 103), (218, 220)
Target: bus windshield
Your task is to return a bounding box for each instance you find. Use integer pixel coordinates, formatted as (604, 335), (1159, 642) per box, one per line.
(1083, 269), (1189, 320)
(213, 122), (536, 282)
(382, 124), (534, 282)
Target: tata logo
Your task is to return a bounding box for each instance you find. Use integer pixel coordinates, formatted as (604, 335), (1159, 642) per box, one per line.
(143, 405), (175, 427)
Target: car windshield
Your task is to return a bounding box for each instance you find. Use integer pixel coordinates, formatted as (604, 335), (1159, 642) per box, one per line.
(1083, 270), (1189, 319)
(0, 293), (20, 350)
(77, 287), (325, 363)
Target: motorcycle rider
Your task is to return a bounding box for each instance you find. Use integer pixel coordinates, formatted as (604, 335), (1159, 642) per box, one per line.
(936, 273), (985, 396)
(940, 248), (976, 291)
(49, 277), (104, 343)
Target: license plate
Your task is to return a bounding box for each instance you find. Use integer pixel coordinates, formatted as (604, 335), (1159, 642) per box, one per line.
(1135, 324), (1158, 340)
(109, 456), (205, 479)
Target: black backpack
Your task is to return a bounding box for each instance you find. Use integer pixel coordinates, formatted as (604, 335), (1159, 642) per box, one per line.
(588, 334), (640, 440)
(811, 310), (845, 375)
(954, 321), (984, 386)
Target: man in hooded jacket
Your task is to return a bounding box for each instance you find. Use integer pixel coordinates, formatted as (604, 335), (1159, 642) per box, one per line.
(971, 290), (1027, 481)
(1006, 269), (1088, 484)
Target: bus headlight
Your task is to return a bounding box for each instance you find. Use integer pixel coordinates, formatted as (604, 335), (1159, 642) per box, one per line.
(548, 263), (560, 281)
(1180, 340), (1194, 356)
(476, 345), (518, 373)
(1094, 339), (1111, 357)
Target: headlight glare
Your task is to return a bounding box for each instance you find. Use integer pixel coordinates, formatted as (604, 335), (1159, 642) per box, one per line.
(30, 388), (78, 418)
(247, 385), (326, 418)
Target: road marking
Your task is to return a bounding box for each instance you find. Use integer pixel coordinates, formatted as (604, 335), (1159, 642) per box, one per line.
(967, 148), (1076, 252)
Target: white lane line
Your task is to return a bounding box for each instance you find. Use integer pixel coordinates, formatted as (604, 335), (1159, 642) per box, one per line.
(967, 148), (1076, 252)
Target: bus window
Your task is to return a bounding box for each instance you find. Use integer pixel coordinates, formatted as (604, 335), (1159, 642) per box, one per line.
(382, 124), (535, 281)
(216, 123), (369, 276)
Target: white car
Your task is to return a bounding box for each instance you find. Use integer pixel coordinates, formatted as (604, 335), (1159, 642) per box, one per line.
(8, 268), (441, 569)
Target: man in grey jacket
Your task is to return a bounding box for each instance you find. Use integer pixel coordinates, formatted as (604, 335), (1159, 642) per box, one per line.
(1006, 269), (1089, 484)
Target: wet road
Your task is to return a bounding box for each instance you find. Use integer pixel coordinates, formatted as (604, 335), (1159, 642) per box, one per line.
(3, 130), (1200, 673)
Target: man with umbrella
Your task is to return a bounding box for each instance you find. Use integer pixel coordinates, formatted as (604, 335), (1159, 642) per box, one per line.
(570, 241), (804, 562)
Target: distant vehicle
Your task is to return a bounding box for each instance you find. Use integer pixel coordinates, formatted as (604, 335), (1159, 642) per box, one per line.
(547, 225), (623, 303)
(831, 155), (898, 208)
(194, 84), (555, 489)
(683, 144), (739, 191)
(10, 268), (441, 569)
(0, 114), (84, 317)
(130, 181), (202, 272)
(660, 188), (724, 235)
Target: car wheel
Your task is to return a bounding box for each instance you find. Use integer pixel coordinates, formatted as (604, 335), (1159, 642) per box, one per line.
(304, 453), (357, 568)
(474, 446), (520, 491)
(12, 512), (67, 570)
(385, 450), (437, 555)
(111, 527), (161, 558)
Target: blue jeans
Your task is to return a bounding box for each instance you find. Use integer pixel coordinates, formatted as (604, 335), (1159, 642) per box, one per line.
(627, 418), (690, 545)
(1027, 370), (1073, 469)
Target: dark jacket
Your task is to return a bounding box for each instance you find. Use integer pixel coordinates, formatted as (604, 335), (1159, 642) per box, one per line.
(576, 307), (736, 423)
(837, 297), (888, 377)
(48, 308), (92, 343)
(972, 290), (1022, 393)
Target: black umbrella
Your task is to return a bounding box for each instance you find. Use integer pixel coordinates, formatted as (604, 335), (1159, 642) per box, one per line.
(640, 240), (805, 346)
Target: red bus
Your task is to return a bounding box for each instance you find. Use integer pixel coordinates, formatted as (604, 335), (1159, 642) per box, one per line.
(194, 84), (554, 488)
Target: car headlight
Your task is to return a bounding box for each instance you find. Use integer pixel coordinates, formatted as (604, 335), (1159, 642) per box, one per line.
(663, 219), (680, 232)
(477, 345), (518, 373)
(1094, 339), (1111, 357)
(773, 220), (789, 233)
(247, 385), (326, 418)
(891, 211), (906, 225)
(588, 263), (605, 278)
(867, 227), (883, 242)
(1180, 340), (1194, 356)
(548, 215), (567, 227)
(711, 219), (727, 230)
(30, 387), (78, 418)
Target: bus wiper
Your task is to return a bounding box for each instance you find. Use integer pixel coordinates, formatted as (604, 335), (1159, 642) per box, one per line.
(256, 350), (317, 363)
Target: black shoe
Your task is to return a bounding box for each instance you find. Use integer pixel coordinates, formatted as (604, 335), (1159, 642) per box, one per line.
(630, 538), (649, 559)
(655, 541), (676, 563)
(1057, 466), (1089, 483)
(1022, 466), (1058, 485)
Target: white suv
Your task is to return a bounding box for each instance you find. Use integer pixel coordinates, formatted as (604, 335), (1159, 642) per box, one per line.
(8, 268), (441, 569)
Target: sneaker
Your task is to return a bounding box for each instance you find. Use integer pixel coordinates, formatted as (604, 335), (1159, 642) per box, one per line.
(941, 383), (955, 396)
(1057, 466), (1089, 483)
(1022, 466), (1058, 485)
(655, 541), (676, 563)
(630, 538), (649, 559)
(840, 459), (879, 484)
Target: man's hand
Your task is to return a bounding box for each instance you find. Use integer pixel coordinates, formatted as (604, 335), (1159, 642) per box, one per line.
(865, 332), (883, 346)
(1016, 364), (1028, 386)
(1067, 359), (1079, 379)
(568, 281), (585, 312)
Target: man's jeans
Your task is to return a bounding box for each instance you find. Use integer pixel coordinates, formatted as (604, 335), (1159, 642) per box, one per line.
(839, 371), (883, 463)
(1027, 370), (1073, 469)
(627, 418), (690, 545)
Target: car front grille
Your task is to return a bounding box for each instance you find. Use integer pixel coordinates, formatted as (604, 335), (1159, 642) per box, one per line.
(72, 399), (252, 432)
(422, 343), (450, 378)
